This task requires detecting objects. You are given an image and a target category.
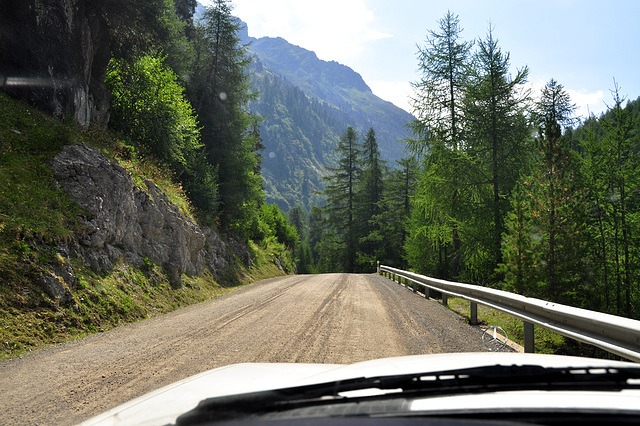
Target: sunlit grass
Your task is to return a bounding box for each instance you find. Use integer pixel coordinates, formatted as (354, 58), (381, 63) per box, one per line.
(446, 296), (565, 354)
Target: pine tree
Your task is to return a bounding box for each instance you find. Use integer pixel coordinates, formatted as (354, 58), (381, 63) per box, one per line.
(407, 11), (472, 280)
(322, 126), (362, 272)
(356, 128), (385, 270)
(188, 0), (263, 236)
(502, 80), (586, 303)
(463, 25), (532, 279)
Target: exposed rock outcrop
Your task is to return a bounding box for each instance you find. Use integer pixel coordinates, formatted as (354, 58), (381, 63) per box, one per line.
(0, 0), (110, 125)
(50, 144), (246, 288)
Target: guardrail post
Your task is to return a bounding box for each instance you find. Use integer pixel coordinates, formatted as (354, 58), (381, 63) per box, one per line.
(377, 261), (380, 274)
(524, 321), (535, 353)
(424, 287), (429, 299)
(470, 302), (478, 325)
(442, 293), (448, 307)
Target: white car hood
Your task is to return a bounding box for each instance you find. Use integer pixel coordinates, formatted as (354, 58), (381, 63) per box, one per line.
(79, 352), (640, 426)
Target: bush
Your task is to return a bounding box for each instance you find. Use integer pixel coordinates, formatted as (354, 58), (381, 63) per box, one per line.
(254, 204), (299, 249)
(105, 54), (218, 211)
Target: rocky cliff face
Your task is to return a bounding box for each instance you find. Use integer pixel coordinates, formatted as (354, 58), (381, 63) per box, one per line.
(47, 144), (246, 298)
(0, 0), (110, 125)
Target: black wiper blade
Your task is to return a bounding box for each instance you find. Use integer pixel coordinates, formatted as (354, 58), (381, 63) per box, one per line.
(176, 364), (640, 425)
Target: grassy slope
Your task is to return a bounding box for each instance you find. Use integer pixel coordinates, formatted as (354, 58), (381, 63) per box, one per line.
(0, 92), (289, 360)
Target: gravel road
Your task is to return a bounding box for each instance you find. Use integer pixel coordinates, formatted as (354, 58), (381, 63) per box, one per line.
(0, 273), (491, 425)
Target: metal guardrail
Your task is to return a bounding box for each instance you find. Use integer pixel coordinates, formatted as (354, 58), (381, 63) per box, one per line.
(378, 264), (640, 363)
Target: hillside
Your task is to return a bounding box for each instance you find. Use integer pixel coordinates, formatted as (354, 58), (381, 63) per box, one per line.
(0, 92), (291, 359)
(239, 25), (414, 211)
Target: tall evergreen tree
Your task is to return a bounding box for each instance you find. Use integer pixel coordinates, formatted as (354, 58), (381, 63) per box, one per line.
(356, 128), (385, 270)
(463, 25), (531, 278)
(188, 0), (263, 236)
(322, 126), (362, 272)
(501, 79), (585, 303)
(408, 11), (472, 156)
(407, 11), (473, 280)
(533, 79), (582, 300)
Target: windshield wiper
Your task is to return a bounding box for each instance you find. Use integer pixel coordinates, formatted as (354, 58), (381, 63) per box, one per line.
(176, 364), (640, 425)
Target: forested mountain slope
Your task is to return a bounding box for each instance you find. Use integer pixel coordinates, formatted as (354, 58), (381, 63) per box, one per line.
(238, 24), (414, 210)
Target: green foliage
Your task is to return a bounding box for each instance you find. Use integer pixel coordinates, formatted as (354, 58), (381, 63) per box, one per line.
(408, 10), (472, 156)
(0, 93), (81, 253)
(254, 204), (299, 249)
(404, 10), (640, 328)
(376, 157), (418, 268)
(355, 128), (385, 271)
(498, 181), (545, 296)
(102, 0), (188, 63)
(406, 11), (473, 281)
(106, 55), (201, 167)
(500, 80), (588, 304)
(572, 87), (640, 317)
(105, 54), (219, 213)
(463, 25), (532, 276)
(314, 126), (402, 273)
(187, 0), (264, 237)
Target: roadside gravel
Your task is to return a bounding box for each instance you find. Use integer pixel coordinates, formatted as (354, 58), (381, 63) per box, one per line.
(0, 273), (493, 425)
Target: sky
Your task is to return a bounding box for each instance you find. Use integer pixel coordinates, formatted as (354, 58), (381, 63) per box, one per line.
(203, 0), (640, 119)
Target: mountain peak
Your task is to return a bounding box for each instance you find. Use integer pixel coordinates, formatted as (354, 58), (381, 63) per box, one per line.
(248, 35), (372, 97)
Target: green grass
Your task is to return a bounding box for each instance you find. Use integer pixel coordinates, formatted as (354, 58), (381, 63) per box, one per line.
(445, 296), (564, 354)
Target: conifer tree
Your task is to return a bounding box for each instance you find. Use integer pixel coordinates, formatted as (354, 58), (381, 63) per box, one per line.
(322, 126), (362, 272)
(463, 25), (531, 278)
(502, 80), (585, 302)
(356, 128), (385, 270)
(188, 0), (263, 236)
(407, 11), (472, 280)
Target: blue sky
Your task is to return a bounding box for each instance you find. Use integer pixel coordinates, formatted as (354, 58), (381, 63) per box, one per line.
(204, 0), (640, 119)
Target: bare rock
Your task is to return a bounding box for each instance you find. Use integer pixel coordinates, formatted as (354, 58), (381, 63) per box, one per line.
(0, 0), (110, 125)
(50, 144), (240, 286)
(37, 271), (73, 305)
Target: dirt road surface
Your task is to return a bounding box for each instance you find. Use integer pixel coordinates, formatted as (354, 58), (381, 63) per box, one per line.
(0, 273), (491, 425)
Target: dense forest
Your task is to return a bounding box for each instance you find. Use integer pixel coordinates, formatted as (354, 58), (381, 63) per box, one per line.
(305, 12), (639, 322)
(103, 0), (299, 249)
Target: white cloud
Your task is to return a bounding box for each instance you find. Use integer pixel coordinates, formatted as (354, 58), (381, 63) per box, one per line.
(369, 80), (413, 114)
(229, 0), (392, 64)
(566, 88), (606, 119)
